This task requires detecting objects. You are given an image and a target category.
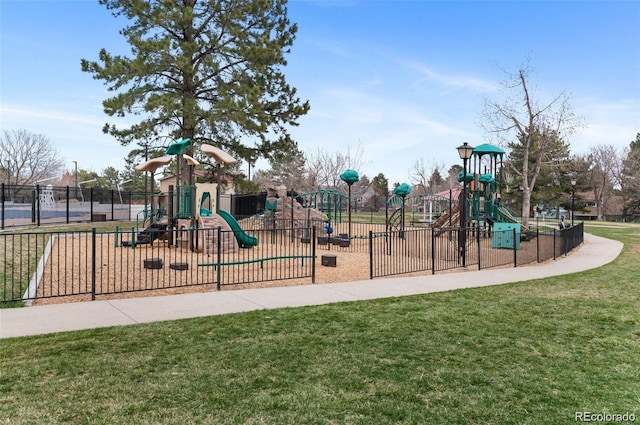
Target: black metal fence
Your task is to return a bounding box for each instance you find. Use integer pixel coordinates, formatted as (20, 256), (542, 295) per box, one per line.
(0, 183), (149, 229)
(369, 223), (584, 279)
(1, 226), (316, 304)
(1, 218), (584, 305)
(534, 222), (585, 263)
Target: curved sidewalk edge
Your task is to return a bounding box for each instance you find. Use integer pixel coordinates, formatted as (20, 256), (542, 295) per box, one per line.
(0, 233), (623, 339)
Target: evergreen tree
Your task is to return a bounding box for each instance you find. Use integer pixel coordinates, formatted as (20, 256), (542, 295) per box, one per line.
(621, 133), (640, 218)
(81, 0), (309, 173)
(502, 128), (572, 213)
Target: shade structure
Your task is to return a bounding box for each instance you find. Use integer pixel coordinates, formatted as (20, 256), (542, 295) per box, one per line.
(201, 144), (238, 165)
(183, 154), (200, 166)
(165, 138), (191, 155)
(135, 156), (172, 173)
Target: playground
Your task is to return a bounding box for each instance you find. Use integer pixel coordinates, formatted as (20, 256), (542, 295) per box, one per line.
(24, 216), (565, 306)
(2, 140), (584, 306)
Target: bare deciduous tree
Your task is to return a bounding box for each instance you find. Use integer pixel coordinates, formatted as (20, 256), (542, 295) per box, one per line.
(588, 144), (619, 220)
(409, 158), (430, 194)
(482, 66), (584, 228)
(409, 159), (447, 194)
(306, 145), (368, 190)
(0, 129), (64, 188)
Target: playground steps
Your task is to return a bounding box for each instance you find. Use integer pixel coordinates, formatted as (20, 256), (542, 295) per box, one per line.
(199, 215), (238, 254)
(137, 223), (168, 244)
(122, 222), (168, 246)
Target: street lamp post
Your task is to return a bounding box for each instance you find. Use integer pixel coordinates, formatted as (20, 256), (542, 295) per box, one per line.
(72, 161), (78, 200)
(571, 177), (576, 227)
(456, 142), (474, 268)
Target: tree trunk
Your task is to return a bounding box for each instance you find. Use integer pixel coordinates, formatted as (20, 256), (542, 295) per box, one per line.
(521, 188), (531, 229)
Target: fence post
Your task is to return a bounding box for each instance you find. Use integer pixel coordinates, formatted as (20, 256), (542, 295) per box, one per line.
(311, 226), (316, 284)
(91, 228), (97, 301)
(536, 226), (540, 263)
(1, 183), (4, 230)
(553, 228), (557, 260)
(513, 227), (517, 267)
(369, 230), (373, 279)
(216, 226), (222, 290)
(36, 185), (41, 227)
(168, 188), (174, 247)
(477, 225), (481, 270)
(90, 187), (94, 221)
(66, 186), (70, 224)
(431, 228), (435, 275)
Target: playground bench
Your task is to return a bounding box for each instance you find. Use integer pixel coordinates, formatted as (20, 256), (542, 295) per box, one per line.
(198, 255), (315, 270)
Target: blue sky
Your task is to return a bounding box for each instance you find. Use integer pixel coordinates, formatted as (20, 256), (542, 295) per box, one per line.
(1, 0), (639, 186)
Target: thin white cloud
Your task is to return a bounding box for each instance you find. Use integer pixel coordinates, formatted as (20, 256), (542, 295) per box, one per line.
(1, 105), (107, 127)
(405, 61), (498, 93)
(290, 81), (481, 184)
(572, 97), (639, 154)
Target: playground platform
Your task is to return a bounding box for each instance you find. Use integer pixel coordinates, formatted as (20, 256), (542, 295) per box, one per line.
(0, 233), (623, 339)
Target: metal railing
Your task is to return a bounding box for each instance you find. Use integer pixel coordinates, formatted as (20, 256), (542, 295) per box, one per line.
(1, 226), (316, 304)
(370, 223), (584, 279)
(1, 219), (584, 305)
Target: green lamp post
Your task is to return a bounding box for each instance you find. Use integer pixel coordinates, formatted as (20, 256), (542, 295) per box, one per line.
(393, 183), (411, 238)
(340, 169), (360, 238)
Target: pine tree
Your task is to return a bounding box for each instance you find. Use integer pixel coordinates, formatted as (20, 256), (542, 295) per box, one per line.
(81, 0), (309, 169)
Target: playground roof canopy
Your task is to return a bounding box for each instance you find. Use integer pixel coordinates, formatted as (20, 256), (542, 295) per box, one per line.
(473, 143), (505, 158)
(165, 138), (191, 155)
(201, 144), (238, 165)
(135, 156), (172, 173)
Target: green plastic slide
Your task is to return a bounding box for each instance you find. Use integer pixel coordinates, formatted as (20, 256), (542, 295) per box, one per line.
(218, 209), (258, 248)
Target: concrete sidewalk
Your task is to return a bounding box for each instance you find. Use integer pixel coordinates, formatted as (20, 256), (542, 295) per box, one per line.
(0, 233), (623, 339)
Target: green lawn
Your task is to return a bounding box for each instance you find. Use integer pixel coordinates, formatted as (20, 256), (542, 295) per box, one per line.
(0, 223), (638, 424)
